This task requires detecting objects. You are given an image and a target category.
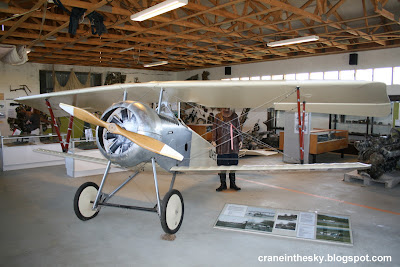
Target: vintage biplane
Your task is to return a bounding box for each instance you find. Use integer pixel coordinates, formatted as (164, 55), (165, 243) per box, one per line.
(15, 80), (390, 234)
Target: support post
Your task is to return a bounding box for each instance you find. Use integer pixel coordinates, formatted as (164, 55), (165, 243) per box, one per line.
(301, 101), (306, 164)
(123, 89), (128, 101)
(169, 172), (177, 191)
(151, 158), (162, 215)
(157, 88), (164, 114)
(93, 160), (112, 209)
(178, 102), (181, 120)
(45, 99), (66, 152)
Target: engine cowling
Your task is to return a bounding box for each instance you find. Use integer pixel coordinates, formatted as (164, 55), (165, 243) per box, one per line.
(96, 101), (161, 167)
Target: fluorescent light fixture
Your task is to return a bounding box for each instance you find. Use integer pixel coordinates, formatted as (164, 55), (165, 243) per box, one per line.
(119, 46), (135, 53)
(267, 35), (319, 47)
(144, 61), (168, 67)
(131, 0), (188, 21)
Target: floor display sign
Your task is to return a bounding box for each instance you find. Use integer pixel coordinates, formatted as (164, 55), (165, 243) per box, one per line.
(214, 204), (353, 246)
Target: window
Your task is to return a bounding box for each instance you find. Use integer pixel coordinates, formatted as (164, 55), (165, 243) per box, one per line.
(240, 77), (250, 80)
(324, 71), (339, 80)
(393, 67), (400, 85)
(339, 70), (355, 80)
(285, 74), (295, 80)
(296, 73), (309, 80)
(231, 77), (240, 81)
(272, 74), (283, 80)
(310, 72), (323, 80)
(40, 70), (101, 94)
(261, 75), (271, 80)
(374, 67), (392, 85)
(250, 76), (261, 80)
(355, 69), (372, 81)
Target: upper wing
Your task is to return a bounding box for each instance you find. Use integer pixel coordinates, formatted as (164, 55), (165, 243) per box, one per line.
(15, 80), (390, 117)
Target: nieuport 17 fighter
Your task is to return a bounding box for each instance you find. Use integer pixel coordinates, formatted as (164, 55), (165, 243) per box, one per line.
(15, 80), (390, 234)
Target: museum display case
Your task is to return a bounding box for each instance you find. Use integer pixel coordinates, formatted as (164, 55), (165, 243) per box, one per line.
(0, 134), (66, 171)
(309, 129), (348, 155)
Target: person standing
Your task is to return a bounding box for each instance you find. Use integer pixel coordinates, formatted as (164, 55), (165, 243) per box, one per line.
(211, 108), (242, 191)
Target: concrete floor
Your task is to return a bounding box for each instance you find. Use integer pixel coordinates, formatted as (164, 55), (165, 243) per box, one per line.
(1, 153), (399, 266)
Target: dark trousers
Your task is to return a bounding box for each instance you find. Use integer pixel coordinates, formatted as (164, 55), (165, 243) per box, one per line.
(217, 153), (239, 166)
(217, 153), (238, 180)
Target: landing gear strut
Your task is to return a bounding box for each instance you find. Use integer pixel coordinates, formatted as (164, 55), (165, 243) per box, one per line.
(72, 159), (184, 235)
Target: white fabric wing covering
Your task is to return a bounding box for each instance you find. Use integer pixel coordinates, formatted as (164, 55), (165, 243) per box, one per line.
(15, 80), (391, 117)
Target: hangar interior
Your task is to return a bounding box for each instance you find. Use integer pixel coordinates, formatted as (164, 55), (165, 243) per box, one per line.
(1, 0), (400, 266)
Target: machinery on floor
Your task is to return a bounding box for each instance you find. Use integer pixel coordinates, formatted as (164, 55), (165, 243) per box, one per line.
(355, 128), (400, 179)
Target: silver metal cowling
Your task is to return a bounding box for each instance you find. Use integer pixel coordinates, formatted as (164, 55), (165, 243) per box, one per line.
(96, 101), (192, 171)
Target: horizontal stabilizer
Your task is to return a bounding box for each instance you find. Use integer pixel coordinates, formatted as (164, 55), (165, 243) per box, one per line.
(170, 162), (370, 173)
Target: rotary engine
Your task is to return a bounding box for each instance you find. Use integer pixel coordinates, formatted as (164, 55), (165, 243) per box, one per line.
(96, 101), (162, 168)
(96, 101), (192, 170)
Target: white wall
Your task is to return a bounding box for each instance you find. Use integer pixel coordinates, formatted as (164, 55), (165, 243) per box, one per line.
(176, 47), (400, 95)
(0, 62), (177, 135)
(0, 62), (177, 99)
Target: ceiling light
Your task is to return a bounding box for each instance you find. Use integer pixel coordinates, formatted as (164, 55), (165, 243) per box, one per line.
(144, 61), (168, 67)
(131, 0), (188, 21)
(267, 35), (319, 47)
(119, 46), (135, 53)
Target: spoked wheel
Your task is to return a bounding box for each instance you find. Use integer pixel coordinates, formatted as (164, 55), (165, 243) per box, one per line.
(160, 189), (184, 234)
(74, 182), (100, 221)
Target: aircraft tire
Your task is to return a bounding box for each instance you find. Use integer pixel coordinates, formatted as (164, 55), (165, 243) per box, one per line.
(74, 182), (100, 221)
(160, 189), (184, 234)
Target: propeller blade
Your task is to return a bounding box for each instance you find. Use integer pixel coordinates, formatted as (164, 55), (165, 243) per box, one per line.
(59, 103), (184, 161)
(59, 103), (108, 128)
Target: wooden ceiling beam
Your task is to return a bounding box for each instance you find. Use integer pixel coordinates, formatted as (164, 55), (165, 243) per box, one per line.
(0, 0), (47, 41)
(258, 0), (383, 46)
(375, 5), (400, 25)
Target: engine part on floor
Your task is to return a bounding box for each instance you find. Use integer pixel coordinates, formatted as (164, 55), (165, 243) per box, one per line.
(355, 128), (400, 179)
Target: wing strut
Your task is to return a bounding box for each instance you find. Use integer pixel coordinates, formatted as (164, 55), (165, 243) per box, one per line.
(46, 99), (73, 152)
(296, 87), (305, 164)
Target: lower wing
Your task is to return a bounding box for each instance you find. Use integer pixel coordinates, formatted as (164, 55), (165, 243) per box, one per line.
(35, 148), (369, 173)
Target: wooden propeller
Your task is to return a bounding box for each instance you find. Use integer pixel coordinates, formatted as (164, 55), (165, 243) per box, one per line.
(59, 103), (183, 161)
